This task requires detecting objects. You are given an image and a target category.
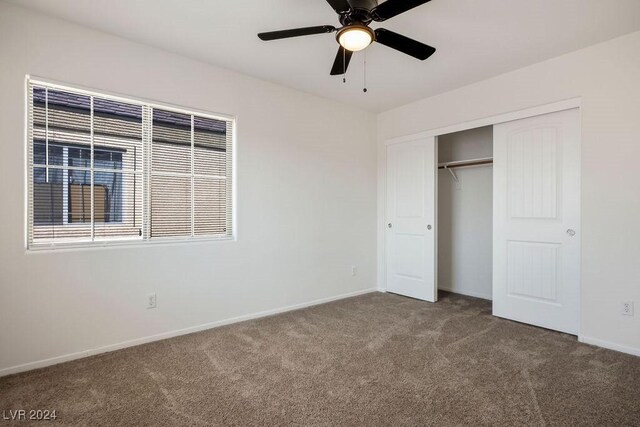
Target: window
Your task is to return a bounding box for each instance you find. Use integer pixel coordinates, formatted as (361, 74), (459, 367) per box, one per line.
(27, 79), (234, 248)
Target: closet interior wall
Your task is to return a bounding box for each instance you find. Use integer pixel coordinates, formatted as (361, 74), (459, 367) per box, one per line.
(438, 126), (493, 300)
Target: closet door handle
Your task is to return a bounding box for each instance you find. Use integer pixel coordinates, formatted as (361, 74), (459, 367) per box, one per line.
(566, 229), (576, 237)
(387, 223), (392, 229)
(427, 225), (432, 230)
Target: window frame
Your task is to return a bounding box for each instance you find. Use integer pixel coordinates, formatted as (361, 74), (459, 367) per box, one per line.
(25, 76), (236, 251)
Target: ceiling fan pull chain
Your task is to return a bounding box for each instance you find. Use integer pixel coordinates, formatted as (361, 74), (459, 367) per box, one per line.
(343, 48), (347, 83)
(363, 50), (368, 93)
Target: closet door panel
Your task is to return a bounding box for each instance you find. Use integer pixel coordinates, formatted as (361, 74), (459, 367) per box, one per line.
(385, 138), (437, 302)
(493, 108), (581, 334)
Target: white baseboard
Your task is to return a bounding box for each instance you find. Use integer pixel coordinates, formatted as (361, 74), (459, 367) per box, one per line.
(438, 286), (492, 301)
(578, 335), (640, 358)
(0, 288), (378, 378)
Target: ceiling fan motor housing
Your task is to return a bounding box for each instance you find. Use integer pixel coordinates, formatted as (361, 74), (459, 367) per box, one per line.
(339, 0), (378, 25)
(347, 0), (378, 11)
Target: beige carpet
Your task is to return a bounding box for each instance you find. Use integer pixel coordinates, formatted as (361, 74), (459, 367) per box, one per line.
(1, 291), (639, 426)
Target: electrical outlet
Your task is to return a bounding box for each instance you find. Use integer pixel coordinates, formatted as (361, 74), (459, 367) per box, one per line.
(351, 266), (357, 277)
(622, 301), (634, 316)
(147, 293), (157, 309)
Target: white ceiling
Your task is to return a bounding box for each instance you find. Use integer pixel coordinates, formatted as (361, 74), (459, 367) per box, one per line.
(9, 0), (640, 112)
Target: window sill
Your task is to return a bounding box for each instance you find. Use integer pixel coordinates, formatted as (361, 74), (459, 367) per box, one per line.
(26, 235), (236, 254)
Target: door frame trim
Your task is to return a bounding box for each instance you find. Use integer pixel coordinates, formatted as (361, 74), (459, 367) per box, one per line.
(378, 97), (582, 334)
(383, 98), (581, 146)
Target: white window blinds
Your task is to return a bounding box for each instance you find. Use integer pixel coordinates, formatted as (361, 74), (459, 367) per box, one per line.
(27, 79), (234, 248)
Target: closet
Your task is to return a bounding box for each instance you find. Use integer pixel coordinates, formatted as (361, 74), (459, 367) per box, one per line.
(384, 107), (581, 335)
(437, 126), (493, 301)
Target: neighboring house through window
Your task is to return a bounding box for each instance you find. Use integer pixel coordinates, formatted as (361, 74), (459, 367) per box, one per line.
(33, 142), (124, 224)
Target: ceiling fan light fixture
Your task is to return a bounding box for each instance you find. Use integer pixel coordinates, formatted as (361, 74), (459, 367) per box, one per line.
(337, 25), (374, 52)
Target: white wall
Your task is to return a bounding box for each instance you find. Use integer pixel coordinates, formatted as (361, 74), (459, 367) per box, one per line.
(0, 3), (377, 375)
(438, 127), (493, 300)
(378, 31), (640, 356)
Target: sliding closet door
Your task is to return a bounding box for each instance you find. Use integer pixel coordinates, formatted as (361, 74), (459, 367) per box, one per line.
(493, 109), (581, 334)
(385, 137), (437, 302)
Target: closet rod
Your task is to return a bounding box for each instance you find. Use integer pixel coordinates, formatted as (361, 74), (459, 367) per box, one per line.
(438, 157), (493, 170)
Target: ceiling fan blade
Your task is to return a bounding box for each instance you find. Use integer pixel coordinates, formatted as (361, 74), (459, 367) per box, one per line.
(326, 0), (351, 14)
(258, 25), (336, 41)
(371, 0), (432, 22)
(374, 28), (436, 60)
(330, 46), (354, 75)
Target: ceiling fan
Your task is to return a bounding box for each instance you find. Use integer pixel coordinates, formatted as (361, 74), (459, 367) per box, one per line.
(257, 0), (436, 76)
